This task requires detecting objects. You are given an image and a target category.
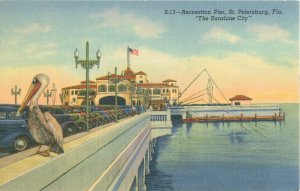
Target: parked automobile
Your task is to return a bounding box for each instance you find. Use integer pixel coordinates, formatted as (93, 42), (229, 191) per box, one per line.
(0, 105), (35, 152)
(62, 106), (102, 128)
(119, 105), (135, 117)
(77, 106), (106, 127)
(89, 106), (113, 124)
(95, 105), (116, 122)
(59, 106), (87, 131)
(100, 105), (123, 120)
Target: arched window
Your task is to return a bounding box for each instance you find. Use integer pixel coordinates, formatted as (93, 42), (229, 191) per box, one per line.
(153, 88), (161, 95)
(118, 84), (127, 92)
(146, 88), (152, 95)
(98, 85), (107, 92)
(71, 90), (74, 95)
(108, 85), (116, 92)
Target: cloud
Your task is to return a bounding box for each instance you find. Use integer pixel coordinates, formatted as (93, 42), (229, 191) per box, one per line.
(202, 27), (241, 43)
(249, 24), (290, 42)
(13, 23), (50, 34)
(96, 8), (164, 38)
(24, 43), (58, 59)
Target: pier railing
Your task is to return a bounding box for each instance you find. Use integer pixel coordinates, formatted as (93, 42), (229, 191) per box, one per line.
(150, 109), (172, 128)
(0, 113), (151, 191)
(151, 113), (166, 121)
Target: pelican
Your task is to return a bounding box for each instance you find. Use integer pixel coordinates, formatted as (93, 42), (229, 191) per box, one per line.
(18, 74), (64, 157)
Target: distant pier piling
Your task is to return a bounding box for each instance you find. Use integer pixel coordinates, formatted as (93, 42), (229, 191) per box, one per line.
(183, 113), (284, 123)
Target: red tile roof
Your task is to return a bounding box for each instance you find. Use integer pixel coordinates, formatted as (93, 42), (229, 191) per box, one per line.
(135, 71), (146, 75)
(138, 83), (178, 88)
(163, 79), (177, 82)
(123, 69), (136, 80)
(229, 95), (252, 101)
(96, 74), (133, 82)
(80, 80), (95, 84)
(124, 69), (135, 76)
(62, 84), (97, 90)
(96, 74), (123, 80)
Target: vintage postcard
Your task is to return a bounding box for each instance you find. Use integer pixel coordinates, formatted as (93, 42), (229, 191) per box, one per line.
(0, 1), (298, 191)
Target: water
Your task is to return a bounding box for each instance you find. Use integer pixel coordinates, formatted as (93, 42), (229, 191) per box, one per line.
(146, 104), (299, 191)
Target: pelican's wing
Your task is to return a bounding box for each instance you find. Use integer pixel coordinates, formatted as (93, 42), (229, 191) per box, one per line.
(44, 112), (64, 146)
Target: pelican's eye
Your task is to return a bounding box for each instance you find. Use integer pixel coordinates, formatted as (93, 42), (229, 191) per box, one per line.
(32, 78), (38, 84)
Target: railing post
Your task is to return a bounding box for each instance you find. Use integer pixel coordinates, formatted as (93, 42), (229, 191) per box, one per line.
(145, 148), (150, 175)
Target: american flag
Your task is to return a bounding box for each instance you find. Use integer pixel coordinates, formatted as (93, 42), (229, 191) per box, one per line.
(128, 47), (139, 56)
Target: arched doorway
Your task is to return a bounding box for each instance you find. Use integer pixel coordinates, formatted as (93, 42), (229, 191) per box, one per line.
(99, 96), (126, 105)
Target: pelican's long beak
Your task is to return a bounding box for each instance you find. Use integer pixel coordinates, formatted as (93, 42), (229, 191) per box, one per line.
(18, 81), (41, 113)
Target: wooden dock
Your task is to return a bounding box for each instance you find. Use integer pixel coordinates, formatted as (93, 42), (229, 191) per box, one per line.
(183, 113), (285, 123)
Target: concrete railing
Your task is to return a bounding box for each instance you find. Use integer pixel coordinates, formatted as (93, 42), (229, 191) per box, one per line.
(0, 113), (151, 191)
(150, 109), (172, 128)
(150, 114), (166, 121)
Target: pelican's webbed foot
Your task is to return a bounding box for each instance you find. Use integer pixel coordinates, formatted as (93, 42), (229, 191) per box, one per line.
(36, 144), (51, 157)
(38, 150), (50, 157)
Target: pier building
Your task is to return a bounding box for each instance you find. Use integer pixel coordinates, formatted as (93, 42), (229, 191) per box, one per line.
(61, 81), (97, 106)
(229, 95), (252, 105)
(61, 68), (179, 109)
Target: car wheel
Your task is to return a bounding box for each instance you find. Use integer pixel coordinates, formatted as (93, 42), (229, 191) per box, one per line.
(64, 125), (76, 137)
(77, 123), (86, 132)
(14, 136), (29, 152)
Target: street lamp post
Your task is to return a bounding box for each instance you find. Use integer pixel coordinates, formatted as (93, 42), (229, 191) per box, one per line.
(143, 89), (150, 109)
(11, 85), (21, 105)
(44, 89), (52, 105)
(51, 83), (57, 105)
(74, 41), (101, 131)
(108, 67), (125, 122)
(130, 82), (134, 107)
(59, 93), (65, 105)
(136, 86), (143, 114)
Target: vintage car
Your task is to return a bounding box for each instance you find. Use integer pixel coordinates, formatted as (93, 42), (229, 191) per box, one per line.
(0, 105), (35, 152)
(89, 106), (113, 124)
(59, 106), (87, 131)
(94, 105), (116, 122)
(111, 105), (132, 119)
(119, 105), (135, 117)
(76, 106), (106, 127)
(61, 106), (103, 128)
(101, 105), (127, 120)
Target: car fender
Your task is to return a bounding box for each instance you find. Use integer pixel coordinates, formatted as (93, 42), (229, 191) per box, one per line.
(0, 130), (34, 148)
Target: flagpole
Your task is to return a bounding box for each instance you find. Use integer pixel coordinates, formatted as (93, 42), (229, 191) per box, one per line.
(127, 46), (130, 69)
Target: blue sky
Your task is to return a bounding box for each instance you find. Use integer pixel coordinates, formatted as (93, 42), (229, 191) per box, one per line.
(0, 1), (298, 103)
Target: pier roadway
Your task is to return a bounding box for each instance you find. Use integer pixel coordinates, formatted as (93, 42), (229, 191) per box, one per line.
(0, 110), (172, 191)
